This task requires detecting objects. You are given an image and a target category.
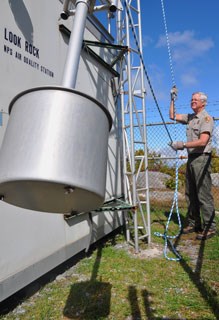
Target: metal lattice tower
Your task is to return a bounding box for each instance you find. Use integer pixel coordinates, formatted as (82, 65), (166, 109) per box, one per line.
(116, 0), (151, 251)
(59, 2), (151, 252)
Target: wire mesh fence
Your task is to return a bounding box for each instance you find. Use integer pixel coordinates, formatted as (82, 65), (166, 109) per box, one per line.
(145, 119), (219, 211)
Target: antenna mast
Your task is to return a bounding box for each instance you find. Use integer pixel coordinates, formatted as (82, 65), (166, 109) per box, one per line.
(117, 0), (151, 251)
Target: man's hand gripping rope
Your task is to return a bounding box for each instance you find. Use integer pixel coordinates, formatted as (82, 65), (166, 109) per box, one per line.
(169, 86), (186, 151)
(170, 85), (178, 101)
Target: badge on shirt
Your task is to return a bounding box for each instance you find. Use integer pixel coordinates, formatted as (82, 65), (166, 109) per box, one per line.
(205, 116), (210, 123)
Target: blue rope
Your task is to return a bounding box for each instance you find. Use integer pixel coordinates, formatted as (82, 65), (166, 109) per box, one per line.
(153, 0), (182, 261)
(154, 147), (182, 261)
(154, 93), (182, 261)
(154, 106), (182, 261)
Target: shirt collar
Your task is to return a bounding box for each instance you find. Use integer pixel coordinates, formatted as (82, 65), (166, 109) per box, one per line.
(195, 109), (206, 119)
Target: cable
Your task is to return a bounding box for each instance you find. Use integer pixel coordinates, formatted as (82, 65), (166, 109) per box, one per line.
(123, 0), (173, 143)
(160, 0), (175, 86)
(153, 0), (182, 261)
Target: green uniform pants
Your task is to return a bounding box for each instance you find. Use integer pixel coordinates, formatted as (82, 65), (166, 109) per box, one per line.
(185, 153), (216, 231)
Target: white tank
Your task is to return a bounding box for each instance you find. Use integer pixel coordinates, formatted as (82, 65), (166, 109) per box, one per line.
(0, 86), (112, 213)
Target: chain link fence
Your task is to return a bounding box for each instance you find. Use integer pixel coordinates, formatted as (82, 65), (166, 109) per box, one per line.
(145, 119), (219, 211)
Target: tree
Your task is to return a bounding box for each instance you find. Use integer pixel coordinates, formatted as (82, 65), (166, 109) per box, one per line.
(126, 149), (163, 173)
(211, 148), (219, 173)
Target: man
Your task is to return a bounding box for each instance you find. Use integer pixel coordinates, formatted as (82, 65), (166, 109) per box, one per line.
(169, 89), (216, 240)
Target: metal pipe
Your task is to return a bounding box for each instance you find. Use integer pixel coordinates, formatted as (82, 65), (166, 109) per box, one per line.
(93, 4), (109, 12)
(60, 0), (71, 20)
(62, 0), (90, 88)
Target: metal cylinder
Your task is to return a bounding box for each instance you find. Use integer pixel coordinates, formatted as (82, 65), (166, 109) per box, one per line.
(0, 86), (112, 213)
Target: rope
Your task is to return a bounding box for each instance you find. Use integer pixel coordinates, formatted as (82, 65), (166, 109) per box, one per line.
(154, 0), (182, 261)
(160, 0), (175, 86)
(154, 148), (182, 261)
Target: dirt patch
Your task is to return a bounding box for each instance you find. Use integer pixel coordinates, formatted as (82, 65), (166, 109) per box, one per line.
(135, 245), (164, 259)
(115, 234), (203, 264)
(115, 242), (164, 259)
(177, 234), (204, 266)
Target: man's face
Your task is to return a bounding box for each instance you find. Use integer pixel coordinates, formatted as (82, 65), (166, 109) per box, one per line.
(190, 94), (205, 113)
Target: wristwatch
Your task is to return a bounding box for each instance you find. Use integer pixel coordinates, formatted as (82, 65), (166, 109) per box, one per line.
(183, 142), (186, 148)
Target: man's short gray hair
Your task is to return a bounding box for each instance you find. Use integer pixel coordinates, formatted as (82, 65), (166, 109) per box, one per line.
(193, 91), (208, 105)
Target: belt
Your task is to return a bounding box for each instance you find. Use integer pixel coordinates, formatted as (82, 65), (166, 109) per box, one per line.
(188, 153), (211, 159)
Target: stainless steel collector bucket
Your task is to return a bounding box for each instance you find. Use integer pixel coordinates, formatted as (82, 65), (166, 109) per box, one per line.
(0, 86), (112, 213)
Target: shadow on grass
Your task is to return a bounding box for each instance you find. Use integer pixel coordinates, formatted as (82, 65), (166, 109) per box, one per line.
(153, 209), (219, 319)
(163, 230), (219, 319)
(63, 245), (111, 319)
(129, 285), (188, 320)
(63, 216), (218, 319)
(175, 235), (219, 319)
(129, 285), (159, 320)
(63, 280), (111, 319)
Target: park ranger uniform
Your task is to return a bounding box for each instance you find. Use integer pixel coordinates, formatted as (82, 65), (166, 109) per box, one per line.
(179, 109), (216, 232)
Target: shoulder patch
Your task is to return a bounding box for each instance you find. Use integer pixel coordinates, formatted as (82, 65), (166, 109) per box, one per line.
(205, 116), (210, 123)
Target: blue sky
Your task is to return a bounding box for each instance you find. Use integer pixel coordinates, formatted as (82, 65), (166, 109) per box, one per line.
(136, 0), (219, 155)
(140, 0), (219, 123)
(95, 1), (219, 153)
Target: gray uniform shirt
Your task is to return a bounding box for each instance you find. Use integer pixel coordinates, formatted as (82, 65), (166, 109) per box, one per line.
(179, 109), (213, 154)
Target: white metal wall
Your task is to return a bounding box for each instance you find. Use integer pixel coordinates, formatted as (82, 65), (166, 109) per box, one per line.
(0, 0), (122, 302)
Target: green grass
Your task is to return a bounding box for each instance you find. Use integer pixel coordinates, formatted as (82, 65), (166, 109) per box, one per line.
(0, 209), (218, 320)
